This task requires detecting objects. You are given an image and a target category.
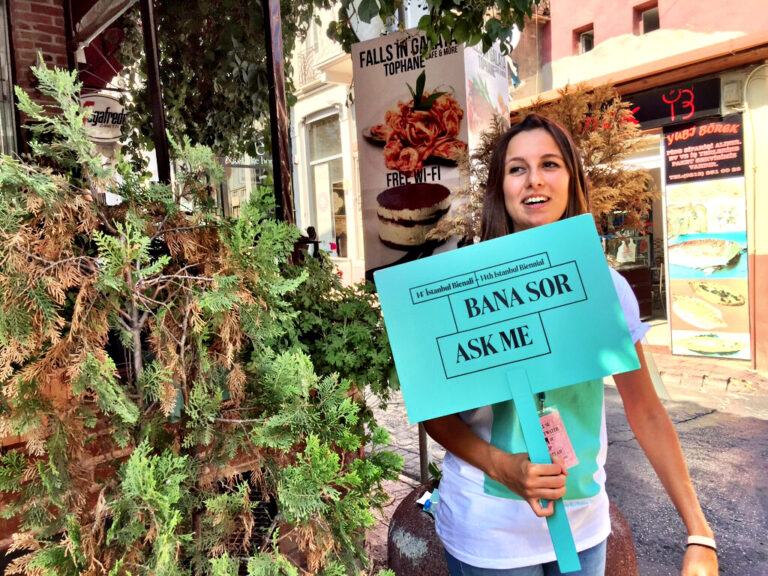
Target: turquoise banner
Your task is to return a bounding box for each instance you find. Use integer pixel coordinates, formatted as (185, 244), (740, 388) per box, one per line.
(374, 214), (639, 423)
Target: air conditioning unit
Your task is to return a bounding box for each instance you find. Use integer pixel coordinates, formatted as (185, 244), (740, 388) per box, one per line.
(722, 80), (743, 108)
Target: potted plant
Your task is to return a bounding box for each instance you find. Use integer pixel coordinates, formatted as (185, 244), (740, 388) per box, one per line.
(0, 59), (400, 576)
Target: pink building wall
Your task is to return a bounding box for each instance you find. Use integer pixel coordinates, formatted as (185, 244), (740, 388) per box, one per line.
(546, 0), (768, 62)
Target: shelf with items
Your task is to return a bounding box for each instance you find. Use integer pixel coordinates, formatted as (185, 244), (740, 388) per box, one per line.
(601, 233), (653, 319)
(601, 233), (652, 270)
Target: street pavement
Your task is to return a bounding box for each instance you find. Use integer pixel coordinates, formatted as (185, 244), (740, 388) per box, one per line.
(604, 386), (768, 575)
(366, 322), (768, 575)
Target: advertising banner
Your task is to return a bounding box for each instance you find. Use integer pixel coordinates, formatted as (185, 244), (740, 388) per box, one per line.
(79, 93), (126, 143)
(463, 43), (510, 151)
(374, 214), (639, 572)
(352, 31), (508, 277)
(663, 114), (751, 359)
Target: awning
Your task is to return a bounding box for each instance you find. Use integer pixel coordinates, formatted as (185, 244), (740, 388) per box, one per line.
(71, 0), (136, 90)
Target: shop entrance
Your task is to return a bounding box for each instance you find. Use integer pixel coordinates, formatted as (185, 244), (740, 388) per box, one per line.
(611, 131), (667, 324)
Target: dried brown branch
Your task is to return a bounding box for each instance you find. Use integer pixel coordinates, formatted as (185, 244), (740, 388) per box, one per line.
(520, 83), (657, 233)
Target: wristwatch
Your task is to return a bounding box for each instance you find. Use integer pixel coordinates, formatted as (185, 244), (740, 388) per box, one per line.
(686, 535), (717, 553)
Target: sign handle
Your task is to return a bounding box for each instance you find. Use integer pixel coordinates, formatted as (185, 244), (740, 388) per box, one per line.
(508, 373), (581, 573)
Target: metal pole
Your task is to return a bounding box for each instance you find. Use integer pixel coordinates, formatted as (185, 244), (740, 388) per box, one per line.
(138, 0), (170, 184)
(418, 422), (430, 484)
(219, 158), (231, 218)
(261, 0), (295, 224)
(63, 0), (76, 71)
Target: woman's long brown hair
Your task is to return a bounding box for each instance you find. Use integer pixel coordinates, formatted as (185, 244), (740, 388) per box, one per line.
(480, 114), (589, 241)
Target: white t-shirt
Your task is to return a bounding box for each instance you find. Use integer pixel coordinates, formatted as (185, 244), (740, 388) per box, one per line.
(435, 268), (650, 569)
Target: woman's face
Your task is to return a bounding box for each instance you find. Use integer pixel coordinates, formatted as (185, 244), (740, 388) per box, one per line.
(502, 128), (571, 232)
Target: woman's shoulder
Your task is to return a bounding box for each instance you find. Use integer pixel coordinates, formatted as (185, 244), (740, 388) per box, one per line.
(607, 266), (650, 343)
(607, 266), (637, 312)
(608, 266), (633, 298)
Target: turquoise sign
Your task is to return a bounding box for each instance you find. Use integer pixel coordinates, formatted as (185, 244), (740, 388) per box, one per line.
(374, 214), (640, 573)
(374, 214), (638, 423)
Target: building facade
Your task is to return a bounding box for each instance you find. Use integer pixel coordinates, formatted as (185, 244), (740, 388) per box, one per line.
(511, 0), (768, 370)
(290, 13), (365, 281)
(288, 4), (429, 284)
(1, 0), (70, 156)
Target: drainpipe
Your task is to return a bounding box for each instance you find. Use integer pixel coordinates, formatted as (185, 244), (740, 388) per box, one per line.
(138, 0), (170, 184)
(742, 63), (768, 370)
(63, 0), (75, 71)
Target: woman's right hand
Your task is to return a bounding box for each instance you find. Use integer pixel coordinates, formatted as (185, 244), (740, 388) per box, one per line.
(488, 450), (568, 517)
(422, 415), (568, 517)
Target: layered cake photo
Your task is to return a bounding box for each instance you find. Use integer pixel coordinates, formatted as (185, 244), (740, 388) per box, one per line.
(376, 183), (451, 249)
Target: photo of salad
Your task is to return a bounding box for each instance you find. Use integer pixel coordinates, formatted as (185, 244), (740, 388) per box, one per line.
(467, 75), (506, 136)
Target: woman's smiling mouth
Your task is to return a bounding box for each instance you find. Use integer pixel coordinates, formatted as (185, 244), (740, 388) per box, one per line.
(522, 195), (550, 205)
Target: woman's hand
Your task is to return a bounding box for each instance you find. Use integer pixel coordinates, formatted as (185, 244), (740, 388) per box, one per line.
(423, 414), (569, 518)
(488, 451), (568, 517)
(681, 545), (718, 575)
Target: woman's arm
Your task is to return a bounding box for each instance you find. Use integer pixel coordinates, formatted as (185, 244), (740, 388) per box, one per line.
(613, 341), (718, 576)
(423, 414), (568, 517)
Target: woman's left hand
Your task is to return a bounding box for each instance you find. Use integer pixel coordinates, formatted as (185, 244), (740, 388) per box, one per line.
(681, 544), (718, 575)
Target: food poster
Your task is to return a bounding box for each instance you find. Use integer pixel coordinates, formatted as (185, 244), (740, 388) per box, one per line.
(352, 31), (507, 277)
(663, 114), (751, 359)
(463, 43), (510, 150)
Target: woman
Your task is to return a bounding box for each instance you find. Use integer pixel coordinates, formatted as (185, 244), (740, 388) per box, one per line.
(424, 114), (718, 576)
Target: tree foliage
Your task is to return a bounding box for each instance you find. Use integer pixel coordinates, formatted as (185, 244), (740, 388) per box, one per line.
(0, 61), (399, 575)
(117, 0), (540, 159)
(526, 84), (655, 234)
(117, 0), (334, 158)
(427, 114), (509, 244)
(329, 0), (541, 54)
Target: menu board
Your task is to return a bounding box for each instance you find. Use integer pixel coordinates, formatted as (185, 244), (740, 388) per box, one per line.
(352, 31), (508, 277)
(663, 114), (751, 360)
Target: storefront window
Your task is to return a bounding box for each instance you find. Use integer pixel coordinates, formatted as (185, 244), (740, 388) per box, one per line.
(223, 152), (270, 219)
(640, 6), (660, 34)
(307, 113), (347, 257)
(0, 1), (17, 155)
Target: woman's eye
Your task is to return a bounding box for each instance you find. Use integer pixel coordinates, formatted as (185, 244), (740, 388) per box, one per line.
(543, 161), (560, 168)
(508, 166), (524, 174)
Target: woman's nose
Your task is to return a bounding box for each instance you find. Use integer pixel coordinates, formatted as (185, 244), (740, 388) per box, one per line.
(527, 167), (544, 187)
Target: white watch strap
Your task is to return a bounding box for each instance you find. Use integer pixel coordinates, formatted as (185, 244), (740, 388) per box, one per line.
(687, 535), (717, 550)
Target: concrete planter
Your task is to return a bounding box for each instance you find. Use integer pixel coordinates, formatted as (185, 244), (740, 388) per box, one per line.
(388, 482), (638, 575)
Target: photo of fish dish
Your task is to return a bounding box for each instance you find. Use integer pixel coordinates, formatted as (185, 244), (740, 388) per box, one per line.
(688, 281), (746, 306)
(668, 237), (744, 273)
(672, 296), (727, 330)
(674, 334), (747, 357)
